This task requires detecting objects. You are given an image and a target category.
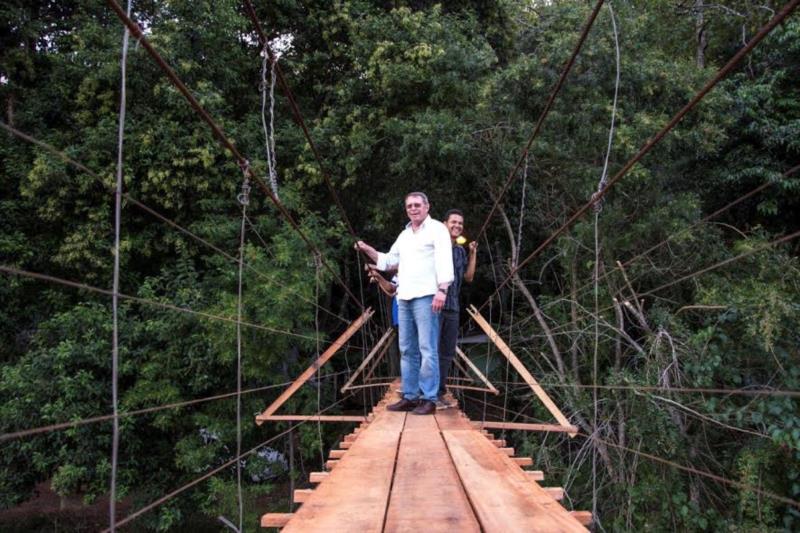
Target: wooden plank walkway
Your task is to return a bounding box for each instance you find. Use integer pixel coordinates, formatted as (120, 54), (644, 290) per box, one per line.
(263, 387), (587, 532)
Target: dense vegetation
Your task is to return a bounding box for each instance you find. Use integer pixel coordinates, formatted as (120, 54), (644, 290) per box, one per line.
(1, 0), (798, 531)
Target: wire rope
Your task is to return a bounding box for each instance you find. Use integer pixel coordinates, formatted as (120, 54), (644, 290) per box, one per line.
(233, 174), (251, 532)
(101, 393), (357, 531)
(104, 0), (364, 311)
(475, 0), (606, 241)
(0, 372), (349, 443)
(0, 120), (350, 328)
(0, 264), (361, 347)
(109, 3), (131, 527)
(241, 0), (358, 239)
(460, 394), (800, 510)
(476, 0), (800, 313)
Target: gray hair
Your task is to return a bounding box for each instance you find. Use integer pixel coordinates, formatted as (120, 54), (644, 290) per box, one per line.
(404, 191), (429, 205)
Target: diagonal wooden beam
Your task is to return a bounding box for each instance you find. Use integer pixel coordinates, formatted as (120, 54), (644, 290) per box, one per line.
(471, 421), (578, 433)
(256, 415), (366, 423)
(466, 305), (575, 436)
(456, 347), (499, 394)
(340, 328), (395, 393)
(256, 308), (374, 424)
(451, 355), (475, 383)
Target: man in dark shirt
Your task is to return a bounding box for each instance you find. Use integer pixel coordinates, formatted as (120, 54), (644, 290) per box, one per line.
(437, 209), (477, 407)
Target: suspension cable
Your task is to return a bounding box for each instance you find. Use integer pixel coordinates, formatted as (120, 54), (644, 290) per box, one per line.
(536, 226), (800, 341)
(109, 3), (131, 527)
(554, 163), (800, 316)
(0, 264), (358, 346)
(103, 0), (364, 311)
(101, 392), (358, 532)
(475, 0), (605, 242)
(0, 120), (350, 328)
(233, 172), (251, 532)
(0, 372), (349, 443)
(477, 0), (800, 313)
(460, 394), (800, 509)
(241, 0), (358, 239)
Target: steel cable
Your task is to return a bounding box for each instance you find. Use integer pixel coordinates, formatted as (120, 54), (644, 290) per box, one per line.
(477, 0), (800, 313)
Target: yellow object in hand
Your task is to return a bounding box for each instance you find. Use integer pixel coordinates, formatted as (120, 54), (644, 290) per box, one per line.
(456, 236), (467, 245)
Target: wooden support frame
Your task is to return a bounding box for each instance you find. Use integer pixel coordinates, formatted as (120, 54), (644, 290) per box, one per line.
(341, 381), (396, 391)
(570, 511), (593, 526)
(472, 421), (579, 433)
(447, 384), (501, 393)
(451, 356), (475, 383)
(293, 489), (313, 503)
(456, 347), (499, 394)
(340, 328), (394, 393)
(543, 487), (565, 501)
(466, 305), (575, 436)
(256, 308), (374, 425)
(257, 415), (367, 423)
(309, 472), (329, 483)
(525, 470), (545, 481)
(261, 513), (292, 527)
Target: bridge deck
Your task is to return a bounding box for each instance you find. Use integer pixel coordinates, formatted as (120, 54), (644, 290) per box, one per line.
(263, 387), (587, 532)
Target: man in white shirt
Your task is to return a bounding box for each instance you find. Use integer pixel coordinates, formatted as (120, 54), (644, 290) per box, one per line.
(356, 192), (454, 415)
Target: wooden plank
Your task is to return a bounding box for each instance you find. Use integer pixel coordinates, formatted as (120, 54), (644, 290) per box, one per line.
(473, 420), (579, 433)
(498, 447), (515, 456)
(456, 347), (499, 394)
(442, 430), (587, 532)
(341, 381), (395, 391)
(467, 306), (575, 435)
(329, 450), (346, 459)
(257, 309), (374, 423)
(325, 459), (338, 470)
(512, 457), (533, 466)
(434, 406), (474, 430)
(293, 489), (313, 503)
(309, 472), (328, 483)
(340, 328), (395, 392)
(544, 487), (565, 500)
(448, 384), (502, 393)
(339, 441), (352, 449)
(281, 410), (406, 532)
(570, 511), (593, 526)
(384, 415), (480, 532)
(526, 470), (545, 481)
(256, 415), (367, 423)
(489, 439), (506, 447)
(261, 513), (292, 527)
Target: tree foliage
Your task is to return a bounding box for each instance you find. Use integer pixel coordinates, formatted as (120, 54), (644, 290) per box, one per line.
(1, 0), (798, 531)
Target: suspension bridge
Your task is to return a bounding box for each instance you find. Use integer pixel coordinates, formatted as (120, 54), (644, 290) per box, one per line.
(1, 0), (799, 531)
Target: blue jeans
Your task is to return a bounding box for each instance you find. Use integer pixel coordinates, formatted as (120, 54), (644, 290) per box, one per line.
(438, 309), (459, 396)
(397, 295), (440, 401)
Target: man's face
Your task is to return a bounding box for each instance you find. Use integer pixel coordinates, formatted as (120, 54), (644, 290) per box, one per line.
(445, 214), (464, 239)
(405, 195), (429, 225)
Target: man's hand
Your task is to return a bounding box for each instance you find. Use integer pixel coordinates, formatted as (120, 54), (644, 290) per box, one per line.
(432, 291), (446, 313)
(354, 240), (379, 263)
(468, 241), (478, 254)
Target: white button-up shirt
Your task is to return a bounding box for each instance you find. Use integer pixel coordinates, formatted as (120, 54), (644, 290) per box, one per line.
(376, 216), (454, 301)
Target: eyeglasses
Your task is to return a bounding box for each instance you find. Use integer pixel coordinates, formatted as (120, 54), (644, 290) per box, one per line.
(405, 203), (424, 209)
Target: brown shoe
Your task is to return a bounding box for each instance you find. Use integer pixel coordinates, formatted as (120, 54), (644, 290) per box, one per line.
(412, 400), (436, 415)
(387, 398), (418, 412)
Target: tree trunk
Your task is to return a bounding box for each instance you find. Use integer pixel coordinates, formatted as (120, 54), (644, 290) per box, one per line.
(695, 0), (708, 68)
(6, 94), (14, 127)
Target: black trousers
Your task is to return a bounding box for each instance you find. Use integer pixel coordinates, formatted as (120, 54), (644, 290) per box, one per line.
(438, 309), (459, 396)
